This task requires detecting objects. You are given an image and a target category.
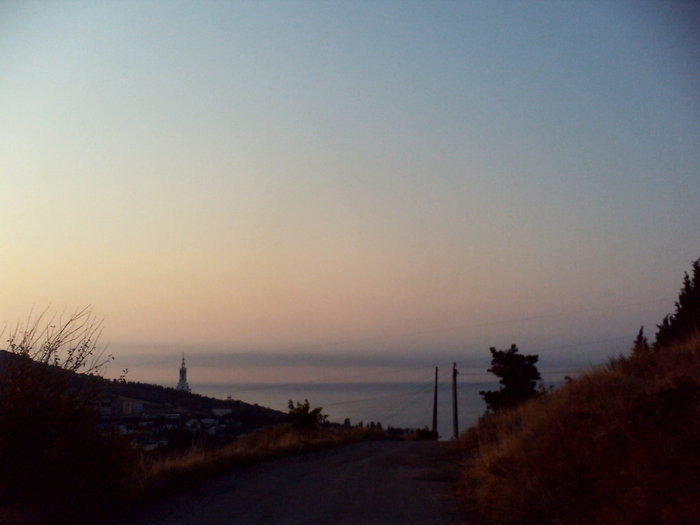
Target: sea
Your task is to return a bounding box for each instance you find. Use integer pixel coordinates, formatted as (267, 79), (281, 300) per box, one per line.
(193, 380), (505, 440)
(113, 349), (578, 440)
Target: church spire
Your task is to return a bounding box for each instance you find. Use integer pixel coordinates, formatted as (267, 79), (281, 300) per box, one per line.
(176, 353), (191, 393)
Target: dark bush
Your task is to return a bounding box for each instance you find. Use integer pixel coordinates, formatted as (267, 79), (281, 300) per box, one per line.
(0, 309), (137, 523)
(480, 344), (542, 412)
(286, 399), (327, 434)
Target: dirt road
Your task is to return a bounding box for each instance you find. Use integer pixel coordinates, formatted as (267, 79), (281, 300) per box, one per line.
(116, 440), (466, 525)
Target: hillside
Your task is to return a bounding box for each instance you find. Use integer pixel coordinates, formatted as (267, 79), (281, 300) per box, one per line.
(454, 334), (700, 524)
(98, 376), (284, 424)
(0, 349), (284, 427)
(453, 257), (700, 524)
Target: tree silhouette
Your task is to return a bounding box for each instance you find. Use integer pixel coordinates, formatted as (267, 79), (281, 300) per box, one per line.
(480, 344), (541, 412)
(655, 258), (700, 348)
(632, 325), (651, 355)
(286, 399), (327, 433)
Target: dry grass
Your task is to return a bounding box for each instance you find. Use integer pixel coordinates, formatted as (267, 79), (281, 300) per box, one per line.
(454, 335), (700, 524)
(135, 424), (386, 500)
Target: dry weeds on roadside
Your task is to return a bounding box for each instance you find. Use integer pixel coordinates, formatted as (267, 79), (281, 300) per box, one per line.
(137, 424), (387, 498)
(455, 335), (700, 524)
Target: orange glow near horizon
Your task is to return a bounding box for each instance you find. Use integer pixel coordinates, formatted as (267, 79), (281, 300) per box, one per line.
(1, 2), (698, 373)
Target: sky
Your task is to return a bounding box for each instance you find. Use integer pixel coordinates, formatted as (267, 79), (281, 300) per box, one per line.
(1, 1), (699, 386)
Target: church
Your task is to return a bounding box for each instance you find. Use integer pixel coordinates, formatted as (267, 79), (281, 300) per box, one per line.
(176, 354), (191, 393)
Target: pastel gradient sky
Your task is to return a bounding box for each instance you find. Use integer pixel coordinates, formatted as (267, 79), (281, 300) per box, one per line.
(1, 1), (699, 384)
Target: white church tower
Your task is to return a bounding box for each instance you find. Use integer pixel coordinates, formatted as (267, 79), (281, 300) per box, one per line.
(176, 354), (191, 392)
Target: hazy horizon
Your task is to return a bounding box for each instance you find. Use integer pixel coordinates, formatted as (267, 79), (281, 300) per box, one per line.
(2, 1), (698, 387)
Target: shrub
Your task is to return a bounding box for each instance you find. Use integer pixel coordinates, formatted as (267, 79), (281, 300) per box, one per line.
(286, 399), (327, 433)
(0, 308), (136, 523)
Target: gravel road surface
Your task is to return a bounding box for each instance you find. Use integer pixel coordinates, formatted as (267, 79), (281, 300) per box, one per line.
(116, 440), (466, 525)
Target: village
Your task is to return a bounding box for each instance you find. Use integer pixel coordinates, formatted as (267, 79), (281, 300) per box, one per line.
(94, 356), (285, 453)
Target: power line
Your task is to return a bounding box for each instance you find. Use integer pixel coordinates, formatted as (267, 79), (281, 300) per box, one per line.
(322, 384), (434, 409)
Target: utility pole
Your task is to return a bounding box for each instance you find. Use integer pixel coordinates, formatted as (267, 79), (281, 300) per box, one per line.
(452, 362), (459, 439)
(431, 366), (438, 437)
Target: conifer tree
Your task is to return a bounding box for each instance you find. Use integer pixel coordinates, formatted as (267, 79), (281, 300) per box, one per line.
(632, 325), (651, 355)
(655, 258), (700, 348)
(480, 344), (541, 412)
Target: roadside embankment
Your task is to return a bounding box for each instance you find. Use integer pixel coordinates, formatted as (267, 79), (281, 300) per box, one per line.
(453, 334), (700, 524)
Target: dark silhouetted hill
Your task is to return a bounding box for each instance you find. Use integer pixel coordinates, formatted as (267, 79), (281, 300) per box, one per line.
(0, 349), (285, 427)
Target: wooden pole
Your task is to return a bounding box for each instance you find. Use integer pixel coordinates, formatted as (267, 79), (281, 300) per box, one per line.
(452, 362), (459, 439)
(431, 366), (438, 437)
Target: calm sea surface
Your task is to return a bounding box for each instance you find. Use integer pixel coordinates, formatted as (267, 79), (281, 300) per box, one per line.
(193, 380), (499, 440)
(118, 350), (573, 440)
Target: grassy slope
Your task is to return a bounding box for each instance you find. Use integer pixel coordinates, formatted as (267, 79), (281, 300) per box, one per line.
(454, 335), (700, 524)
